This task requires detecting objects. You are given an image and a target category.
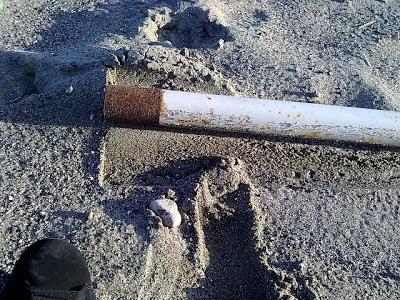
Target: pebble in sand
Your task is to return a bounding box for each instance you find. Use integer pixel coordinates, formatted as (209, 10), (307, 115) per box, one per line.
(149, 197), (182, 228)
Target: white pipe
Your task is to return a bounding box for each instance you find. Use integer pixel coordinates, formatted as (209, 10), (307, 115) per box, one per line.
(104, 86), (400, 147)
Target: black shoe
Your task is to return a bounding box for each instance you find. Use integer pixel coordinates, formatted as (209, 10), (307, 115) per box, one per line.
(0, 239), (95, 300)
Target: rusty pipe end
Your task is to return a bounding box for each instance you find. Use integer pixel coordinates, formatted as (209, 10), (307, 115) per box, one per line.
(104, 85), (164, 125)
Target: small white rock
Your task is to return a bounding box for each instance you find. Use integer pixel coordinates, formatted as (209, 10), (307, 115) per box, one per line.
(88, 209), (101, 221)
(299, 261), (306, 272)
(217, 39), (225, 49)
(88, 211), (95, 220)
(65, 85), (74, 94)
(149, 197), (181, 228)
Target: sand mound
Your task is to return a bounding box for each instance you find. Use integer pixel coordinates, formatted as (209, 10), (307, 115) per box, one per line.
(100, 152), (319, 299)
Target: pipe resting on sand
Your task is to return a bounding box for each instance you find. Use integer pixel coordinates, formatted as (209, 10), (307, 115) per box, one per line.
(104, 85), (400, 147)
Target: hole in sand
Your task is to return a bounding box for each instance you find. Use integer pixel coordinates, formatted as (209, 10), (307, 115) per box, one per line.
(157, 7), (232, 49)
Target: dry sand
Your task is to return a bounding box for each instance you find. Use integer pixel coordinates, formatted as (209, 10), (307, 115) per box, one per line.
(0, 0), (400, 299)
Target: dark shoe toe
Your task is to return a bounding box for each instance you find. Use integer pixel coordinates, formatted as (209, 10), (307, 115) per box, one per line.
(0, 239), (95, 300)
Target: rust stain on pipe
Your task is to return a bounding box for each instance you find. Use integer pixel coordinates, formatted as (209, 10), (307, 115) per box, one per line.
(104, 85), (164, 125)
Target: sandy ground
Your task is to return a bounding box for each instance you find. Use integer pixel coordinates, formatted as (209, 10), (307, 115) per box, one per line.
(1, 0), (400, 299)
